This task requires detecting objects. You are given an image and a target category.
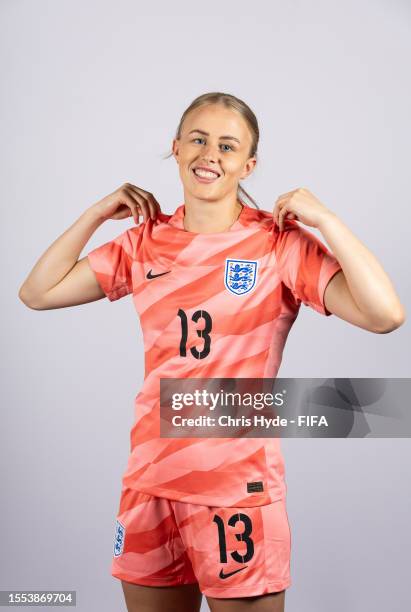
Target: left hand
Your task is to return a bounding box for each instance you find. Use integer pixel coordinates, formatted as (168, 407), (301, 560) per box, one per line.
(273, 187), (333, 231)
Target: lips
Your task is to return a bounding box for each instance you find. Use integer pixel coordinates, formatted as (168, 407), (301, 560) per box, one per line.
(192, 168), (220, 183)
(193, 166), (221, 177)
(191, 166), (222, 184)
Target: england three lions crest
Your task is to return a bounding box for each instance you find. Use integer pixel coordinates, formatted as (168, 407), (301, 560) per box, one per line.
(113, 520), (125, 557)
(224, 258), (258, 296)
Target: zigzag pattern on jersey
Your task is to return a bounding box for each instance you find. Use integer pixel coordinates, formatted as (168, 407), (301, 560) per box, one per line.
(87, 203), (342, 507)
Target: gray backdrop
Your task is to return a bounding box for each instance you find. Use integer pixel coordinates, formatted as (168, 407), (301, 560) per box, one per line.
(2, 0), (410, 610)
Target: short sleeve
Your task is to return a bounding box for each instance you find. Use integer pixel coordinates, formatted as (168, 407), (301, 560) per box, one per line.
(273, 220), (342, 316)
(87, 226), (142, 302)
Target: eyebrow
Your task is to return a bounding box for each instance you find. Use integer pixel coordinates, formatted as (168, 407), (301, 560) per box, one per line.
(188, 129), (241, 144)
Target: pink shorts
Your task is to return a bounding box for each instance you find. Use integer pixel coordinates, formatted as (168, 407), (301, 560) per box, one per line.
(111, 486), (292, 598)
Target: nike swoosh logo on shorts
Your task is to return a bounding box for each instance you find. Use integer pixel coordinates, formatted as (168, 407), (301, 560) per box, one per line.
(146, 269), (171, 279)
(218, 566), (248, 579)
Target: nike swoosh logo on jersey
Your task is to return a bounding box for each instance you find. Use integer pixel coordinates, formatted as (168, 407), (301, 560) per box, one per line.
(146, 269), (171, 279)
(218, 566), (248, 579)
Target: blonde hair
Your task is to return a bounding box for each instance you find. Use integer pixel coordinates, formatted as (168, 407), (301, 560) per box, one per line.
(163, 92), (260, 210)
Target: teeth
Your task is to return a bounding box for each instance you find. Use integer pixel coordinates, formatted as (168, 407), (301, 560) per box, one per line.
(194, 168), (219, 178)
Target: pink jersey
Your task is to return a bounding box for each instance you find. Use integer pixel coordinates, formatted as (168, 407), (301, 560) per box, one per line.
(87, 202), (342, 507)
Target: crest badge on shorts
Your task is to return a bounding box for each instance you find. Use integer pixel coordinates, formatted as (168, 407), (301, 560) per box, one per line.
(114, 520), (126, 557)
(224, 258), (258, 296)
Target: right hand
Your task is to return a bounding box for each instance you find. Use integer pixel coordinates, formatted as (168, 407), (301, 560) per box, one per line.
(92, 183), (162, 225)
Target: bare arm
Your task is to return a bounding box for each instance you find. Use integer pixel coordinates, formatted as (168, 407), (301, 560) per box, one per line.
(273, 187), (406, 333)
(18, 183), (160, 310)
(18, 207), (106, 310)
(319, 212), (406, 332)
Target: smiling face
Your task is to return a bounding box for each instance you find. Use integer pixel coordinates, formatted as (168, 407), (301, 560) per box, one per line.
(172, 104), (257, 204)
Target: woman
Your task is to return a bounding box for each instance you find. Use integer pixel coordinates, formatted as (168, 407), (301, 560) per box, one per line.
(19, 92), (405, 612)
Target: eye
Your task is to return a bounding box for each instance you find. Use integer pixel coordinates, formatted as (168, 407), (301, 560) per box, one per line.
(192, 138), (233, 152)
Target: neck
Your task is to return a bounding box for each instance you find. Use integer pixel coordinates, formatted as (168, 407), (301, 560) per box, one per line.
(182, 197), (243, 234)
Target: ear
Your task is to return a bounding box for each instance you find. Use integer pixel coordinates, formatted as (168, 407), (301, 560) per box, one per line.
(240, 157), (257, 180)
(172, 138), (179, 162)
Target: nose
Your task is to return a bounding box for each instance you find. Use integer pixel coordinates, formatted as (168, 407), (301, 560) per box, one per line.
(201, 142), (221, 162)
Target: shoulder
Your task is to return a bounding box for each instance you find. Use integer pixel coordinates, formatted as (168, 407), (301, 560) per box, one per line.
(155, 211), (175, 224)
(251, 208), (301, 243)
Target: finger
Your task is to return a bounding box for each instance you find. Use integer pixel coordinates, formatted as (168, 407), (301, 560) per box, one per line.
(280, 208), (298, 227)
(124, 187), (149, 223)
(116, 190), (140, 224)
(275, 189), (298, 202)
(128, 196), (143, 225)
(278, 203), (290, 232)
(127, 185), (160, 220)
(146, 193), (161, 219)
(149, 193), (162, 216)
(127, 199), (141, 225)
(122, 184), (149, 222)
(273, 199), (287, 228)
(132, 190), (155, 221)
(272, 201), (280, 226)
